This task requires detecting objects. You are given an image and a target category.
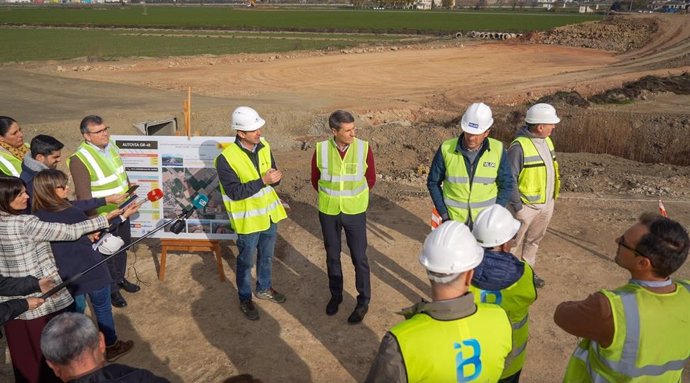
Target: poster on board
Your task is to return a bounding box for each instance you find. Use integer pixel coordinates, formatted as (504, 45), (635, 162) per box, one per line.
(112, 135), (237, 240)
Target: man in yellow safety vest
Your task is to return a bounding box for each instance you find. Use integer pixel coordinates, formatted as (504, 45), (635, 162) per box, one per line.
(427, 102), (514, 228)
(366, 221), (512, 382)
(216, 106), (287, 321)
(555, 213), (690, 382)
(508, 103), (561, 288)
(69, 115), (136, 309)
(470, 204), (537, 383)
(311, 110), (376, 324)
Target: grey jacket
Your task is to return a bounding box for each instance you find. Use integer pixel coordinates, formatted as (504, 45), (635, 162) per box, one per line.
(508, 127), (557, 211)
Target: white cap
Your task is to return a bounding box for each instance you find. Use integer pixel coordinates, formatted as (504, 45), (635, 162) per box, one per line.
(525, 103), (560, 124)
(472, 205), (521, 248)
(231, 106), (265, 132)
(98, 234), (125, 255)
(460, 102), (494, 134)
(419, 221), (484, 274)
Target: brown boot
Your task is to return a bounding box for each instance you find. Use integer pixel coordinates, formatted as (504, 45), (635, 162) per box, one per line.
(105, 339), (134, 362)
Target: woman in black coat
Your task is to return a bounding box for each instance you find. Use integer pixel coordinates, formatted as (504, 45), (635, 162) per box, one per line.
(32, 169), (137, 362)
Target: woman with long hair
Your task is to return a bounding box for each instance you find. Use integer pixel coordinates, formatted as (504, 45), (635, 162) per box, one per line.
(0, 116), (29, 177)
(0, 175), (114, 383)
(32, 169), (138, 363)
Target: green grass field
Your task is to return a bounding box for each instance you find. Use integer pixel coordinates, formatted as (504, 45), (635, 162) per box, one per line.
(0, 6), (602, 62)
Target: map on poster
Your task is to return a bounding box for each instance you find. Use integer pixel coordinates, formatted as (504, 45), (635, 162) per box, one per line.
(112, 135), (236, 240)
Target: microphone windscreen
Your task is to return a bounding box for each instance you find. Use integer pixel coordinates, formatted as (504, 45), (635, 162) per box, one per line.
(192, 193), (209, 209)
(147, 188), (164, 202)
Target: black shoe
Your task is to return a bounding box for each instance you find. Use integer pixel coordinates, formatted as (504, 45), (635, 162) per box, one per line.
(326, 297), (342, 316)
(240, 300), (259, 321)
(110, 291), (127, 308)
(534, 275), (546, 289)
(118, 279), (141, 293)
(347, 304), (368, 324)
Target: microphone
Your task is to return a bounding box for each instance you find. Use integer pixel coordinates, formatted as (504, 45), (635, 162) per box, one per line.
(93, 188), (165, 252)
(169, 193), (209, 234)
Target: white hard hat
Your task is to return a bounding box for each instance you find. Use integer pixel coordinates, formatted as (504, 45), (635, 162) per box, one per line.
(472, 205), (521, 248)
(419, 221), (484, 274)
(525, 103), (560, 124)
(231, 106), (265, 132)
(97, 233), (125, 255)
(460, 102), (494, 134)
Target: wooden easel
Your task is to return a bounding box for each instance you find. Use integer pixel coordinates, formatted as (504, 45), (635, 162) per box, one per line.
(159, 239), (225, 282)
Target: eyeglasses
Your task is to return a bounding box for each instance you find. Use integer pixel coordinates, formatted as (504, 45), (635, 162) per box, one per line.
(56, 185), (69, 190)
(616, 236), (654, 266)
(87, 126), (110, 135)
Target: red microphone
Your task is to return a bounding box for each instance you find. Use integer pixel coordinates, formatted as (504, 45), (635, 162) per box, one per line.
(121, 188), (164, 210)
(135, 188), (164, 208)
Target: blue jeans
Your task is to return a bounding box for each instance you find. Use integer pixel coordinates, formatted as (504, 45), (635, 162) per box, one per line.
(74, 286), (118, 346)
(236, 222), (277, 302)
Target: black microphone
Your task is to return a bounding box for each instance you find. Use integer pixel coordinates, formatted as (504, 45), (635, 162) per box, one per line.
(169, 193), (209, 234)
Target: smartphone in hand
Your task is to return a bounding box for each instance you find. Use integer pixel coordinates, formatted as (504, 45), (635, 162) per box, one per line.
(125, 184), (140, 196)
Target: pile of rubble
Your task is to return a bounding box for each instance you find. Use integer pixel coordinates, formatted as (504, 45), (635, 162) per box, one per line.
(539, 15), (658, 53)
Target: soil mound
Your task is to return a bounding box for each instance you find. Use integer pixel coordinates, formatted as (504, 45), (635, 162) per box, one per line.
(589, 72), (690, 104)
(540, 15), (658, 53)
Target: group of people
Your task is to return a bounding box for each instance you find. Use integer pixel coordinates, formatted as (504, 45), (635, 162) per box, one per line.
(215, 104), (689, 382)
(0, 115), (146, 382)
(1, 103), (688, 382)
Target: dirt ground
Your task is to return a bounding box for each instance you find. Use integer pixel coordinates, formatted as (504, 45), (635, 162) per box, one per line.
(1, 13), (690, 383)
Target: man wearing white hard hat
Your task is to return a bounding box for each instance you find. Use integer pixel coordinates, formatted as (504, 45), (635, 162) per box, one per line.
(470, 205), (537, 383)
(508, 103), (561, 288)
(365, 221), (512, 382)
(215, 106), (288, 321)
(427, 102), (514, 228)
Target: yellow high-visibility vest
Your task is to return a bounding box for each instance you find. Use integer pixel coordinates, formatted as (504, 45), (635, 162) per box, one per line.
(511, 136), (560, 204)
(441, 137), (503, 224)
(563, 280), (690, 383)
(68, 141), (128, 215)
(470, 261), (537, 378)
(0, 144), (29, 177)
(216, 139), (286, 235)
(390, 302), (512, 382)
(316, 138), (369, 215)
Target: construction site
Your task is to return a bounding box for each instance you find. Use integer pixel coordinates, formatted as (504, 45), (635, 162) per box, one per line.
(0, 11), (689, 382)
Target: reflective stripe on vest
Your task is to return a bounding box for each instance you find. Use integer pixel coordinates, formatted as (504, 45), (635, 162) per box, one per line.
(563, 281), (690, 382)
(511, 136), (560, 204)
(441, 137), (503, 224)
(316, 138), (369, 215)
(390, 302), (512, 382)
(470, 260), (537, 378)
(68, 141), (128, 214)
(0, 151), (21, 177)
(215, 139), (287, 235)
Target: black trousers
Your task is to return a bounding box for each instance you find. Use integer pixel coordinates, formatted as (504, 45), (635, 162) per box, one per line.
(107, 222), (131, 291)
(318, 211), (370, 306)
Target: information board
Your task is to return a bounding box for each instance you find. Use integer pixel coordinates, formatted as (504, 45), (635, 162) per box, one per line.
(112, 135), (236, 240)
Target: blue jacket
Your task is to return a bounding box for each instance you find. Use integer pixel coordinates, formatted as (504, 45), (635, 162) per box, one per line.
(472, 250), (525, 291)
(427, 134), (514, 222)
(34, 199), (118, 297)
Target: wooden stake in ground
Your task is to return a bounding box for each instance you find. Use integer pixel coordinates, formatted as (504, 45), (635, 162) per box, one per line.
(182, 87), (192, 139)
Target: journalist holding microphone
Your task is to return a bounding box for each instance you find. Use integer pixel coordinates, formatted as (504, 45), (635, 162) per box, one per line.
(0, 175), (118, 383)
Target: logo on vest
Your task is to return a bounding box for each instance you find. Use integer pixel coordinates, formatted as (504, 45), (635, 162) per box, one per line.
(455, 339), (482, 382)
(483, 161), (496, 168)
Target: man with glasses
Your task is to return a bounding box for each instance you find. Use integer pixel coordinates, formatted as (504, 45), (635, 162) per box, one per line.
(69, 115), (139, 308)
(554, 213), (690, 382)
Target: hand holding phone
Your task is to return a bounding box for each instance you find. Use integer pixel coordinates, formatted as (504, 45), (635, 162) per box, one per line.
(125, 184), (140, 196)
